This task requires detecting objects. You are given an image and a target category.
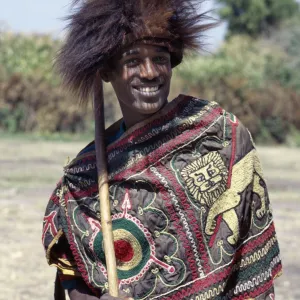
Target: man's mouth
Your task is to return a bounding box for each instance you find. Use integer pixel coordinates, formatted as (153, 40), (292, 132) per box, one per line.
(133, 85), (162, 97)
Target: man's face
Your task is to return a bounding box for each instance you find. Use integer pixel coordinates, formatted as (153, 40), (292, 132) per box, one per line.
(107, 43), (172, 117)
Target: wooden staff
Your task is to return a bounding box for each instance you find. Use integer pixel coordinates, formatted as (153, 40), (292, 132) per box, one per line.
(93, 77), (119, 297)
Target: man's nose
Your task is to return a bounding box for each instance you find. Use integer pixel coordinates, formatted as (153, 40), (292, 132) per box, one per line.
(140, 59), (159, 80)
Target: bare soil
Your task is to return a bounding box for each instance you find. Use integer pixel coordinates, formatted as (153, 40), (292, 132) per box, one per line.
(0, 138), (299, 300)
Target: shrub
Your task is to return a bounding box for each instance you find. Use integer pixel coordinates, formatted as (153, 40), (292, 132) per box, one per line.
(173, 36), (300, 143)
(1, 31), (300, 144)
(0, 74), (122, 133)
(0, 32), (121, 133)
(0, 31), (60, 84)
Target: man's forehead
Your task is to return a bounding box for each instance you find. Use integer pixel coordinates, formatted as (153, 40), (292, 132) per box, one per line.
(121, 44), (169, 57)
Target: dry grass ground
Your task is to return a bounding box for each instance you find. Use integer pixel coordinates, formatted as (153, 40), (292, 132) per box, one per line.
(0, 137), (299, 300)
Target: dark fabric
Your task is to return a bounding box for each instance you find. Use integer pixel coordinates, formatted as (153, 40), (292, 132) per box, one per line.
(78, 121), (126, 157)
(68, 279), (100, 300)
(55, 271), (66, 300)
(60, 277), (78, 290)
(43, 95), (282, 299)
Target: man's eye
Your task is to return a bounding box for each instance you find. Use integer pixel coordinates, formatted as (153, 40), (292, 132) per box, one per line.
(153, 56), (167, 64)
(124, 59), (139, 67)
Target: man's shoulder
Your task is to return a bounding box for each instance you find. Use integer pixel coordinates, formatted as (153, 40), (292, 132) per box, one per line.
(177, 94), (224, 115)
(179, 94), (255, 152)
(76, 141), (96, 157)
(63, 141), (97, 176)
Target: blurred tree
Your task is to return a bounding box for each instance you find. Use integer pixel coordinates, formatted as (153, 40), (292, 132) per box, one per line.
(173, 35), (300, 143)
(267, 16), (300, 90)
(0, 31), (61, 85)
(0, 30), (299, 142)
(0, 32), (122, 133)
(216, 0), (299, 38)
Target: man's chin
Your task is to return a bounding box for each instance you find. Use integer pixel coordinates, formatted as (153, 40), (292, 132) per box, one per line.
(136, 98), (167, 115)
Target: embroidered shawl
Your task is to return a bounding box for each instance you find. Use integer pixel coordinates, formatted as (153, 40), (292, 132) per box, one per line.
(43, 95), (282, 299)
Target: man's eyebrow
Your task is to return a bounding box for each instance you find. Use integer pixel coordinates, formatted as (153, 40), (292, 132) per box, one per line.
(155, 47), (169, 53)
(122, 49), (140, 57)
(122, 47), (168, 57)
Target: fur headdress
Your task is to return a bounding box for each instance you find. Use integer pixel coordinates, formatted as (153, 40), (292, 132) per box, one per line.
(57, 0), (216, 100)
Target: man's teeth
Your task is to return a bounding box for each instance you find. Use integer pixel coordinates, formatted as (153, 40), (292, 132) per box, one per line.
(137, 86), (160, 94)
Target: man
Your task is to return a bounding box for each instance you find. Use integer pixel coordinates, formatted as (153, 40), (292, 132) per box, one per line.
(43, 1), (282, 299)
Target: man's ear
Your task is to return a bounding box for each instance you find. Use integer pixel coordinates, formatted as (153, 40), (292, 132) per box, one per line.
(100, 70), (111, 83)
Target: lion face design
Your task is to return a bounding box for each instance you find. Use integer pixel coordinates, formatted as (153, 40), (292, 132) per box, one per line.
(181, 152), (228, 206)
(188, 163), (222, 192)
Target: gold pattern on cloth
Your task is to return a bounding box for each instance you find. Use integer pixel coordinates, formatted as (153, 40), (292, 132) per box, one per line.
(181, 151), (228, 206)
(253, 172), (267, 218)
(205, 149), (267, 245)
(181, 150), (268, 245)
(112, 229), (143, 271)
(46, 229), (79, 276)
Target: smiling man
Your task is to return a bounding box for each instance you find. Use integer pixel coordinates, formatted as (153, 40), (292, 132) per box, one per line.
(104, 44), (172, 128)
(42, 1), (282, 300)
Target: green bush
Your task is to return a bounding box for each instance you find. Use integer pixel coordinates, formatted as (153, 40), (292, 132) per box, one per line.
(0, 31), (60, 85)
(0, 74), (122, 133)
(0, 74), (85, 133)
(0, 32), (121, 133)
(176, 36), (285, 89)
(0, 31), (300, 144)
(173, 36), (300, 143)
(266, 16), (300, 91)
(216, 0), (299, 38)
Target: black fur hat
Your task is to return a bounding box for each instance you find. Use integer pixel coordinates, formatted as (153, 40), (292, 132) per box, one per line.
(57, 0), (216, 100)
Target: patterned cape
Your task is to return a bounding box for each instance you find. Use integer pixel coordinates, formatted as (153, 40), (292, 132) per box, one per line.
(43, 95), (282, 299)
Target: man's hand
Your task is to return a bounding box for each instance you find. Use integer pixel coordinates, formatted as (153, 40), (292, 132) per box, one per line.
(68, 279), (133, 300)
(100, 290), (133, 300)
